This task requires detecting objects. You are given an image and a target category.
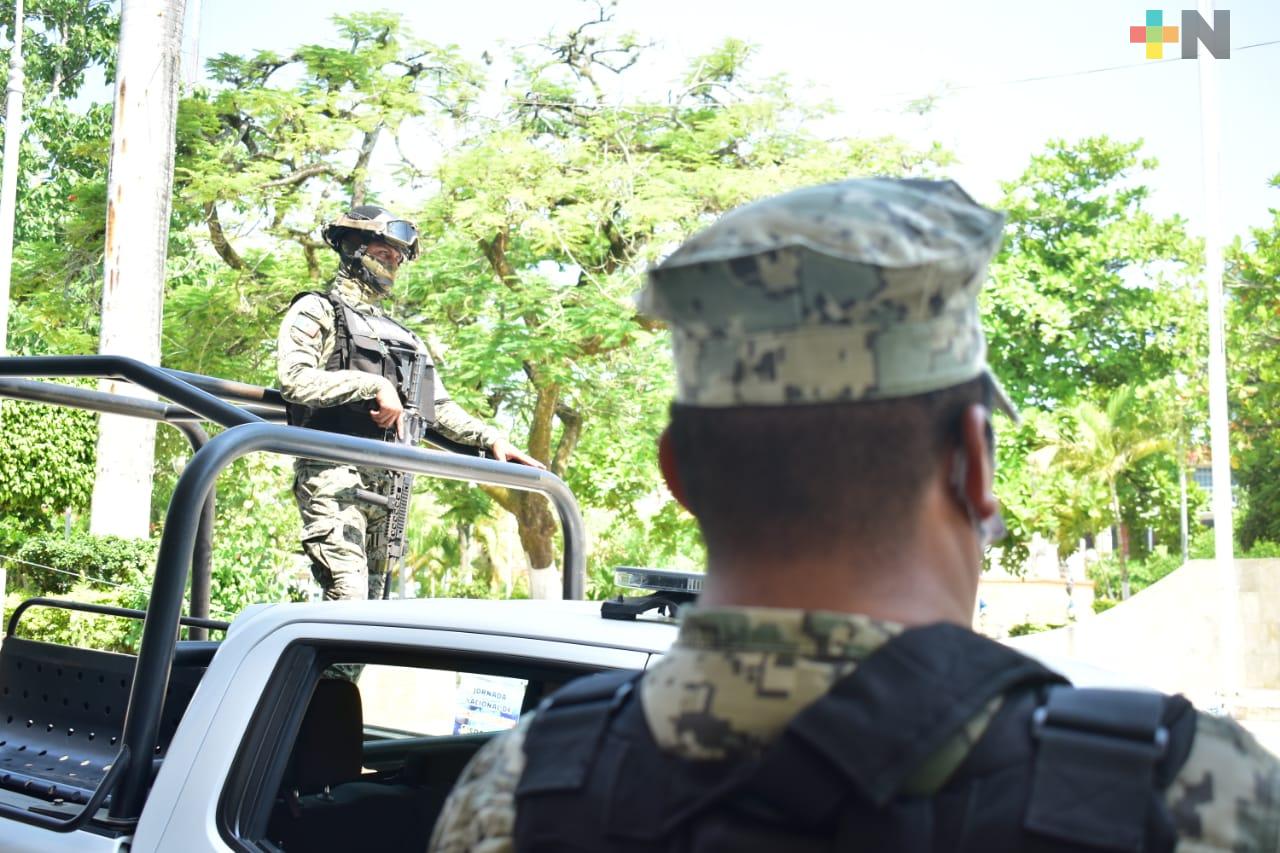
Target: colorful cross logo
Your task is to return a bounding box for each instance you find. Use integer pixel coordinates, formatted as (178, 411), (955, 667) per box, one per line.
(1130, 10), (1180, 59)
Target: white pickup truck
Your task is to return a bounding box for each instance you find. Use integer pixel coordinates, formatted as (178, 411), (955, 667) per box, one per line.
(0, 356), (1132, 853)
(0, 595), (677, 853)
(0, 355), (662, 852)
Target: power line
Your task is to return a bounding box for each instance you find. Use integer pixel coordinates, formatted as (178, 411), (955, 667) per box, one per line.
(0, 553), (238, 620)
(515, 38), (1280, 114)
(942, 38), (1280, 94)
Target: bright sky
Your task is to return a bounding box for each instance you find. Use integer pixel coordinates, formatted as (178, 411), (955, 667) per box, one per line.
(185, 0), (1280, 245)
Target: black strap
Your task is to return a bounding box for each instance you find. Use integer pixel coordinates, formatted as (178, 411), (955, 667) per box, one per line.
(750, 623), (1068, 812)
(1025, 687), (1174, 852)
(517, 669), (642, 797)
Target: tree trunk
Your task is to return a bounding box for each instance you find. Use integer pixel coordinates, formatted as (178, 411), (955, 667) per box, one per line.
(1110, 480), (1129, 600)
(89, 0), (187, 539)
(514, 490), (561, 599)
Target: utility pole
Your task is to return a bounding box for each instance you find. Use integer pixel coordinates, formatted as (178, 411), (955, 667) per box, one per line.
(89, 0), (187, 538)
(0, 0), (25, 357)
(1197, 0), (1240, 706)
(183, 0), (201, 86)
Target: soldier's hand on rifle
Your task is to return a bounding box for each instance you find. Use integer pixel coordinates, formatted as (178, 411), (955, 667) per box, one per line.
(490, 437), (547, 470)
(370, 378), (405, 438)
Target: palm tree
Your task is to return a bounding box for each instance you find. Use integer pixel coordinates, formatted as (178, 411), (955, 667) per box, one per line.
(1051, 387), (1173, 599)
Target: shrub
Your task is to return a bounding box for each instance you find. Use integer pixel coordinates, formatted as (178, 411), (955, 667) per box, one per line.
(4, 579), (150, 653)
(1243, 540), (1280, 559)
(1008, 621), (1065, 637)
(8, 532), (156, 594)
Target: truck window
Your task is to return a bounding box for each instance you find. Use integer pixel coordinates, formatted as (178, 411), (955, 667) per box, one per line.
(219, 643), (597, 853)
(355, 664), (527, 737)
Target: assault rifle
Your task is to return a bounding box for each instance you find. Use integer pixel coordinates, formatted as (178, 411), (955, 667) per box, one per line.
(352, 347), (490, 597)
(381, 349), (432, 599)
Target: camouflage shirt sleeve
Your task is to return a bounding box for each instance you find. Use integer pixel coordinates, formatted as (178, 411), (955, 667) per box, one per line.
(1166, 713), (1280, 851)
(428, 366), (503, 449)
(277, 294), (388, 407)
(427, 715), (529, 853)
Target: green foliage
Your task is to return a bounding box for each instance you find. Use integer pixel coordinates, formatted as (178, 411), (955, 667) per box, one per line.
(0, 1), (118, 100)
(2, 530), (152, 654)
(8, 531), (155, 593)
(984, 138), (1203, 579)
(1, 4), (118, 354)
(1007, 621), (1064, 637)
(4, 584), (148, 653)
(985, 137), (1202, 410)
(2, 10), (1230, 597)
(1088, 549), (1181, 601)
(1229, 176), (1280, 551)
(0, 394), (97, 549)
(1242, 540), (1280, 559)
(206, 456), (297, 614)
(1092, 598), (1117, 615)
(169, 10), (949, 586)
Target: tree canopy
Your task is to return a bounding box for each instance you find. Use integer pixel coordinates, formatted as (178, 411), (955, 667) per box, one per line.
(0, 7), (1267, 611)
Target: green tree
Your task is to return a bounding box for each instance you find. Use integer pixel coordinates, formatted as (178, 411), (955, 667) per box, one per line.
(410, 12), (949, 587)
(985, 136), (1201, 410)
(983, 137), (1206, 578)
(1046, 386), (1172, 598)
(0, 393), (97, 550)
(169, 10), (949, 594)
(1, 2), (118, 354)
(1229, 174), (1280, 550)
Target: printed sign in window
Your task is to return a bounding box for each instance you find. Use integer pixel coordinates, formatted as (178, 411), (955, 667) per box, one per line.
(453, 673), (527, 735)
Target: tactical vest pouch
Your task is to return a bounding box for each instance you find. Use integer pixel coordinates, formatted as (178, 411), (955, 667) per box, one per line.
(1025, 687), (1186, 852)
(518, 669), (641, 797)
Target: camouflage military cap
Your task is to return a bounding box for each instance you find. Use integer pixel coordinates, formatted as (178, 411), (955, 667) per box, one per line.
(639, 177), (1017, 418)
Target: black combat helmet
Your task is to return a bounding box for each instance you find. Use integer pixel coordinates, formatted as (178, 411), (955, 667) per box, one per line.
(321, 205), (421, 293)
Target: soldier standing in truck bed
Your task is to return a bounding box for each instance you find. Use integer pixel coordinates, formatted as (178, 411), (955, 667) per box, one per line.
(277, 205), (543, 601)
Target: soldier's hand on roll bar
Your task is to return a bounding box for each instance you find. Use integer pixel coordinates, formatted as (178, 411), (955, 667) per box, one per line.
(490, 437), (547, 469)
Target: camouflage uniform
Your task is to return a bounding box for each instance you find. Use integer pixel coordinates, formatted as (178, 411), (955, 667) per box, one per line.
(279, 272), (501, 600)
(427, 178), (1280, 851)
(430, 608), (1280, 852)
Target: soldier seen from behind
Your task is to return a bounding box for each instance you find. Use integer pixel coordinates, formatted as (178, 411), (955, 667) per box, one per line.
(278, 205), (544, 601)
(428, 179), (1280, 851)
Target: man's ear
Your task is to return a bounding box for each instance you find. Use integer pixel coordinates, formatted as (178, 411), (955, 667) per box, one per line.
(955, 404), (998, 522)
(658, 427), (692, 513)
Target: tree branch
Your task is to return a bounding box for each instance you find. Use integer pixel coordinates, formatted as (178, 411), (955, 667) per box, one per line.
(551, 402), (582, 478)
(261, 163), (333, 189)
(480, 483), (521, 514)
(350, 123), (383, 206)
(479, 228), (520, 287)
(528, 383), (559, 464)
(204, 202), (253, 274)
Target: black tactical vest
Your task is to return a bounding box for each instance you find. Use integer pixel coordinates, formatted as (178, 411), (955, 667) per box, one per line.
(515, 623), (1196, 853)
(284, 291), (435, 440)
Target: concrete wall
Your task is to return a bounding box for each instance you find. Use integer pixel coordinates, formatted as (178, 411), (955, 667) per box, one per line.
(1008, 559), (1280, 698)
(975, 576), (1095, 639)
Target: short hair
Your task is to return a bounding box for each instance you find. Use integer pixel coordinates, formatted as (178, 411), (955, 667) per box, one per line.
(666, 377), (992, 559)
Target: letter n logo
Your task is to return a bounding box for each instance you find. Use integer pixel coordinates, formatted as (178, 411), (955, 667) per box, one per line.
(1181, 9), (1231, 58)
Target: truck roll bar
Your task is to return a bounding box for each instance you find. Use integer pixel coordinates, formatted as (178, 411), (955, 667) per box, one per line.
(112, 421), (587, 818)
(0, 377), (220, 639)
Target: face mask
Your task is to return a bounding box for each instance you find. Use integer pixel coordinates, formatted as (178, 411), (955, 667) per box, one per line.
(359, 252), (398, 292)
